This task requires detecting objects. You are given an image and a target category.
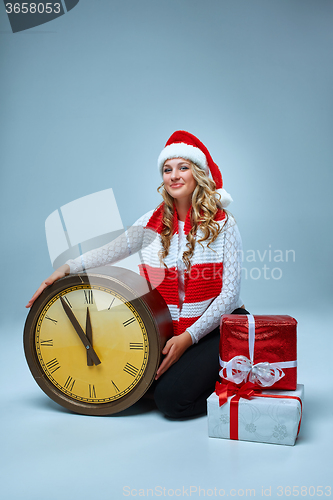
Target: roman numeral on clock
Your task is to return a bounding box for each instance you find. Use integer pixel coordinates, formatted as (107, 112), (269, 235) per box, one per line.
(89, 384), (96, 398)
(123, 317), (135, 327)
(45, 316), (57, 324)
(123, 363), (139, 377)
(129, 342), (143, 350)
(64, 376), (76, 391)
(45, 358), (61, 374)
(84, 290), (93, 304)
(62, 296), (72, 308)
(41, 339), (53, 347)
(111, 380), (120, 392)
(108, 298), (115, 310)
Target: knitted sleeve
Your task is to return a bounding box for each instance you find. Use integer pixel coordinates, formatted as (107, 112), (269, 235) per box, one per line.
(186, 217), (243, 344)
(66, 210), (154, 274)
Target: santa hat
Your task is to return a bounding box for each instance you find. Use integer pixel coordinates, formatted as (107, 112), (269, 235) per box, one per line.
(157, 130), (233, 207)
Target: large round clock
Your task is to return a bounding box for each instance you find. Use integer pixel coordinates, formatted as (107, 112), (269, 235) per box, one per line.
(24, 267), (172, 415)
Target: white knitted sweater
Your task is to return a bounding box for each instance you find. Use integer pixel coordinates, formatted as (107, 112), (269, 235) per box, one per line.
(67, 209), (243, 343)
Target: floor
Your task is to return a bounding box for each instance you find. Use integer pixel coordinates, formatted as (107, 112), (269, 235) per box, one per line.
(1, 307), (332, 500)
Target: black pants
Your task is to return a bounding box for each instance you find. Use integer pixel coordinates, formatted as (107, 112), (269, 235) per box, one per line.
(153, 308), (250, 419)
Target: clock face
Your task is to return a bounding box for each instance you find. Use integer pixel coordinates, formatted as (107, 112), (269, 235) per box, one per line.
(24, 271), (171, 415)
(35, 284), (149, 404)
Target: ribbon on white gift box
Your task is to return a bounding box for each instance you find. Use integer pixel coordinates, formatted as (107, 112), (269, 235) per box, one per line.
(219, 315), (297, 387)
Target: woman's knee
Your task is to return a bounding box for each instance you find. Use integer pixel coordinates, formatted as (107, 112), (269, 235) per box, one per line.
(153, 379), (185, 418)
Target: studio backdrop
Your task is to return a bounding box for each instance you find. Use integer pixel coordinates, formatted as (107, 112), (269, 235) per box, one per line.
(0, 0), (332, 327)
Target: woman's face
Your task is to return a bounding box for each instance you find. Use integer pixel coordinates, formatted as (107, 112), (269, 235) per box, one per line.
(162, 158), (197, 202)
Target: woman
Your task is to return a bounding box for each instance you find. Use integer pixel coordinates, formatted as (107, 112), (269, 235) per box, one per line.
(27, 130), (248, 418)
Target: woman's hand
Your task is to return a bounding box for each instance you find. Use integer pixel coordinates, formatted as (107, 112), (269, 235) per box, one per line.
(155, 331), (193, 380)
(26, 264), (70, 309)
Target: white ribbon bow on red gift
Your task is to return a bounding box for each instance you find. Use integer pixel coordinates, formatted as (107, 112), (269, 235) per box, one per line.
(219, 315), (297, 387)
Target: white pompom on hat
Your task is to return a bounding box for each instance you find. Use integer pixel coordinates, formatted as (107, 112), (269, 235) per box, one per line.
(158, 130), (233, 207)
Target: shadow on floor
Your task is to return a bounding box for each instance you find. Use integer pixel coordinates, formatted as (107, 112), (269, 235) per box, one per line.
(26, 392), (158, 417)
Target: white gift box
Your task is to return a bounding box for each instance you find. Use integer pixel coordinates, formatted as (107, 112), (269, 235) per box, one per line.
(207, 384), (304, 446)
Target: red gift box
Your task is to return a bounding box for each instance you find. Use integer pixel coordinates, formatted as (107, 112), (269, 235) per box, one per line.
(219, 315), (297, 390)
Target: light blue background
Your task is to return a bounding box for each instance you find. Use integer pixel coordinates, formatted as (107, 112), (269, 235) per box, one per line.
(1, 1), (332, 499)
(1, 0), (332, 320)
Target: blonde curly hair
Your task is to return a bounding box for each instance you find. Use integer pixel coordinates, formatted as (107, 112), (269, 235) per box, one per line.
(157, 161), (228, 270)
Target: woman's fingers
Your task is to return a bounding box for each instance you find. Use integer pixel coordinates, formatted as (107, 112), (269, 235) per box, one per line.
(26, 281), (51, 308)
(26, 265), (70, 308)
(155, 344), (176, 380)
(161, 339), (172, 355)
(155, 332), (193, 380)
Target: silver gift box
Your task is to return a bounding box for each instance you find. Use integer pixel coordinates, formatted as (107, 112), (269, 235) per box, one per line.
(207, 384), (304, 446)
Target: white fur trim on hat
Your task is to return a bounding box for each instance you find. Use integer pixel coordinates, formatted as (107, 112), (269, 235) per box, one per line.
(158, 143), (208, 173)
(216, 188), (233, 208)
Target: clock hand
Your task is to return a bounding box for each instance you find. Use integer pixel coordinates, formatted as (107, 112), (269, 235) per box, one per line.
(60, 296), (101, 366)
(85, 307), (94, 366)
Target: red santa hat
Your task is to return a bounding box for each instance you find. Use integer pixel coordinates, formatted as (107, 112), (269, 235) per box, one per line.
(157, 130), (233, 207)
